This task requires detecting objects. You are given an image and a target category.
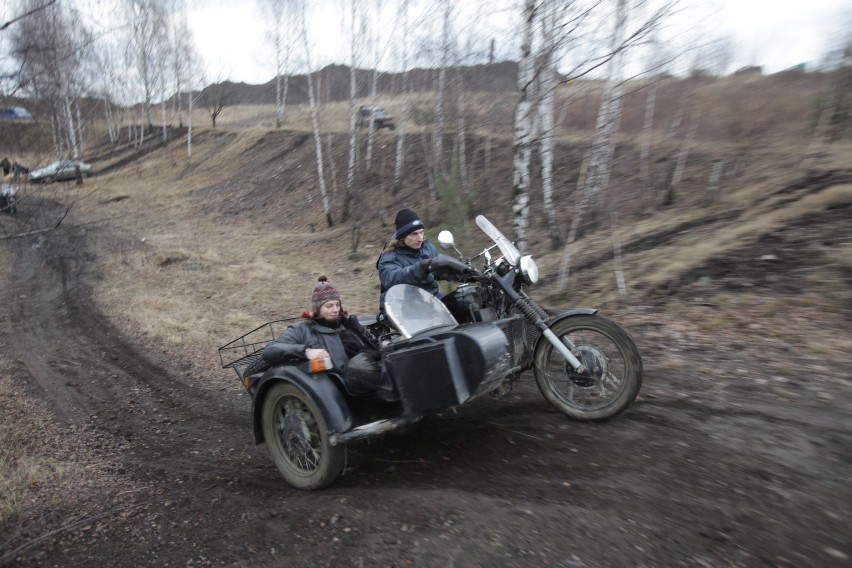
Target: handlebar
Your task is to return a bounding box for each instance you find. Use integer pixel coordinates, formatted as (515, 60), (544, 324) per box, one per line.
(428, 253), (471, 275)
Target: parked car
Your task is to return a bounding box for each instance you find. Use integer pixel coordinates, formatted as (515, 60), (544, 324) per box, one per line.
(28, 160), (93, 183)
(0, 184), (17, 214)
(358, 105), (395, 130)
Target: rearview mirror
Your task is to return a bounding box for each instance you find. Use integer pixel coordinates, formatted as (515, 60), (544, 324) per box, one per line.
(437, 230), (455, 250)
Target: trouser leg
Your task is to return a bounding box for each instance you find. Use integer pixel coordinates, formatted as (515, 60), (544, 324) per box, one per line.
(347, 352), (398, 401)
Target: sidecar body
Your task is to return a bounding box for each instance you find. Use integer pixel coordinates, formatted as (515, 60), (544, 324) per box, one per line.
(219, 284), (512, 446)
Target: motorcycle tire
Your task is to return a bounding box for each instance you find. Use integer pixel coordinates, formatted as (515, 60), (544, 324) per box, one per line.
(533, 314), (642, 421)
(243, 356), (270, 379)
(261, 382), (346, 490)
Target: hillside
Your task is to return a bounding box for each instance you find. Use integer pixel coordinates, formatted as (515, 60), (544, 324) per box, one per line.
(1, 71), (850, 566)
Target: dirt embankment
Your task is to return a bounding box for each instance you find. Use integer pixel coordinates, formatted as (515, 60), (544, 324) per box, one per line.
(1, 188), (850, 566)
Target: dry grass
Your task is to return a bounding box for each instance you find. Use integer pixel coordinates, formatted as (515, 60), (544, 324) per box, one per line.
(9, 73), (848, 395)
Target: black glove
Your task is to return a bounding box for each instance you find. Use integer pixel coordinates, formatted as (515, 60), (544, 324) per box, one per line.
(423, 254), (470, 280)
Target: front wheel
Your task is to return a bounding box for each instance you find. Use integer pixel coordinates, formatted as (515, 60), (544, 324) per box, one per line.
(533, 315), (642, 421)
(261, 382), (346, 490)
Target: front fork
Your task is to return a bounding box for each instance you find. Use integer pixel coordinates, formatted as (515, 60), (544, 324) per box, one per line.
(515, 299), (586, 373)
(493, 273), (586, 373)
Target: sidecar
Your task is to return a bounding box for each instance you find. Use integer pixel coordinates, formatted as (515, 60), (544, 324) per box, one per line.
(218, 284), (511, 490)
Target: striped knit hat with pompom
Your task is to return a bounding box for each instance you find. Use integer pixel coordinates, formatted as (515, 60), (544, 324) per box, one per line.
(311, 275), (340, 314)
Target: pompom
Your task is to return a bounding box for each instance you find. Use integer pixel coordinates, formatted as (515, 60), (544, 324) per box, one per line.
(317, 275), (328, 282)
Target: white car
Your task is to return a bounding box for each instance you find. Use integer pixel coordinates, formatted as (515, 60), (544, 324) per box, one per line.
(28, 160), (93, 183)
(0, 183), (17, 214)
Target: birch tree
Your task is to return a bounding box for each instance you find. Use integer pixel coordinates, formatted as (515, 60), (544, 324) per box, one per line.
(259, 0), (293, 128)
(639, 36), (671, 212)
(126, 0), (168, 127)
(580, 0), (629, 227)
(535, 0), (580, 248)
(364, 0), (381, 172)
(393, 0), (411, 189)
(431, 0), (453, 196)
(343, 0), (361, 222)
(511, 0), (537, 253)
(10, 0), (92, 160)
(169, 6), (196, 129)
(299, 5), (333, 226)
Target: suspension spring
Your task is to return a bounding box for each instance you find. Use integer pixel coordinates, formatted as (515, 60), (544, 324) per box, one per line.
(514, 297), (549, 326)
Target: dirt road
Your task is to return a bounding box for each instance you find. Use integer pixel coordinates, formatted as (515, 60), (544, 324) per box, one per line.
(2, 222), (850, 567)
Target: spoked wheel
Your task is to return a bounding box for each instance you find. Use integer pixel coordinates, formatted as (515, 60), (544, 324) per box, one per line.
(533, 315), (643, 421)
(261, 383), (345, 490)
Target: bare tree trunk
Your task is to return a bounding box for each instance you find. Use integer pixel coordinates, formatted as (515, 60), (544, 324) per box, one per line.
(581, 0), (628, 228)
(327, 133), (339, 199)
(639, 83), (657, 212)
(261, 0), (288, 129)
(393, 0), (413, 189)
(344, 0), (359, 221)
(666, 99), (702, 206)
(393, 0), (410, 189)
(300, 11), (332, 226)
(611, 210), (626, 295)
(705, 158), (725, 205)
(539, 68), (559, 247)
(50, 109), (63, 160)
(432, 0), (452, 197)
(306, 69), (332, 226)
(558, 149), (591, 291)
(74, 99), (85, 157)
(801, 79), (837, 169)
(366, 66), (378, 171)
(187, 89), (193, 161)
(457, 70), (468, 195)
(160, 70), (168, 144)
(104, 96), (117, 143)
(484, 135), (492, 184)
(511, 0), (536, 253)
(63, 95), (79, 158)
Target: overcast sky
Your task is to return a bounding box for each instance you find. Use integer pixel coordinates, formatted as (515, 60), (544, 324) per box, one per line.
(187, 0), (849, 85)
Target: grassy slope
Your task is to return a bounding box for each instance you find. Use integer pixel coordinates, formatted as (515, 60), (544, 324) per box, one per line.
(2, 72), (850, 538)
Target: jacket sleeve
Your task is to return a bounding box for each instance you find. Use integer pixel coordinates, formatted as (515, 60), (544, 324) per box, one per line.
(378, 247), (434, 291)
(346, 315), (380, 351)
(262, 323), (309, 365)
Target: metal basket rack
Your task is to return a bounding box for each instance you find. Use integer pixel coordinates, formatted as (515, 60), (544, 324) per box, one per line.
(218, 318), (299, 379)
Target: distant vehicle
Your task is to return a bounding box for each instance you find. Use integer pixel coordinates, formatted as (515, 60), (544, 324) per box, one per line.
(0, 184), (17, 214)
(358, 105), (395, 130)
(0, 106), (32, 120)
(28, 160), (92, 183)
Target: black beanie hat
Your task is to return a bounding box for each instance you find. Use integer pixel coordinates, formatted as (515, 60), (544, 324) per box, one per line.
(394, 208), (424, 240)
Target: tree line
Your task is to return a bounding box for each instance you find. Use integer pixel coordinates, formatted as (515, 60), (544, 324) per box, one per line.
(2, 0), (849, 258)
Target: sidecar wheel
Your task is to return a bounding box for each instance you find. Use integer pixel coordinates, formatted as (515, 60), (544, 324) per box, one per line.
(533, 315), (642, 421)
(261, 383), (345, 490)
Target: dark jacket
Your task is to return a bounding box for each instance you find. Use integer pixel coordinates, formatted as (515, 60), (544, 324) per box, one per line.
(262, 314), (377, 373)
(377, 240), (440, 308)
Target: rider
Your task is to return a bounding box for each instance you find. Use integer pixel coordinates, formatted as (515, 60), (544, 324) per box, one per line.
(262, 276), (397, 401)
(377, 208), (441, 310)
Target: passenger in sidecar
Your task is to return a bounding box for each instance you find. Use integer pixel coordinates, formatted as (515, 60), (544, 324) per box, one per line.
(237, 282), (511, 490)
(260, 276), (389, 399)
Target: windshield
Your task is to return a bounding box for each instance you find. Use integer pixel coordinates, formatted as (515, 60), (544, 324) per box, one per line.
(384, 284), (457, 338)
(475, 215), (521, 264)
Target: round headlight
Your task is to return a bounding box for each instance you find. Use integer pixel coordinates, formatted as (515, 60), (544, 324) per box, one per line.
(519, 255), (539, 284)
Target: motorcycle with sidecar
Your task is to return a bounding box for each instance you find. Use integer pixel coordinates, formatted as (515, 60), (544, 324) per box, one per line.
(218, 215), (642, 490)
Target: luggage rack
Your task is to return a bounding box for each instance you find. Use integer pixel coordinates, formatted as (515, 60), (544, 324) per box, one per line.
(218, 318), (299, 379)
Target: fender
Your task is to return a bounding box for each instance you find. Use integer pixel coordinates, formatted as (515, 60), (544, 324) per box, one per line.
(251, 364), (353, 444)
(535, 308), (598, 352)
